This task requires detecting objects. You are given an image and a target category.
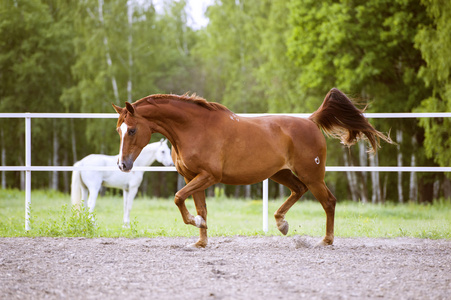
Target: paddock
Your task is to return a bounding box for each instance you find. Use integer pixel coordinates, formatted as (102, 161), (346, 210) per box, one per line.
(1, 236), (450, 299)
(1, 112), (450, 299)
(1, 112), (451, 232)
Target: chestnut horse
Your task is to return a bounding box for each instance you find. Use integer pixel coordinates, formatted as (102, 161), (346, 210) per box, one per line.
(112, 88), (391, 248)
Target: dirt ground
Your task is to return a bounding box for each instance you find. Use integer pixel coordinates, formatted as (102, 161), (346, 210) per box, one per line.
(1, 236), (450, 300)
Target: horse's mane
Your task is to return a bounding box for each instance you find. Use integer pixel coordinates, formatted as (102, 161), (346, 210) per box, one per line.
(136, 93), (230, 112)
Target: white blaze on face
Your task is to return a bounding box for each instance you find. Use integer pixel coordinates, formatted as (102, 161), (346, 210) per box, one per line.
(118, 122), (128, 165)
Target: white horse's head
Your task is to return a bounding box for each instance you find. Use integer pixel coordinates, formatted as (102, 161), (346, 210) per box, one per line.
(155, 139), (174, 166)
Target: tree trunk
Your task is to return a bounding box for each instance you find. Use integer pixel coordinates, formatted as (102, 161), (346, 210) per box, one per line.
(141, 176), (148, 196)
(369, 152), (381, 204)
(127, 1), (133, 102)
(234, 186), (241, 198)
(409, 136), (418, 202)
(443, 177), (451, 200)
(159, 172), (167, 197)
(396, 129), (403, 203)
(343, 150), (359, 202)
(382, 174), (388, 204)
(98, 0), (120, 104)
(48, 157), (52, 190)
(20, 170), (24, 190)
(359, 142), (367, 183)
(177, 174), (185, 191)
(433, 179), (440, 200)
(279, 184), (285, 199)
(51, 126), (59, 190)
(63, 152), (69, 193)
(358, 142), (369, 203)
(71, 119), (77, 163)
(1, 128), (6, 189)
(244, 185), (251, 199)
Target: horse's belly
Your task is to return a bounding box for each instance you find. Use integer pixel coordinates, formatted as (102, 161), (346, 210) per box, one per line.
(220, 162), (287, 185)
(102, 171), (133, 189)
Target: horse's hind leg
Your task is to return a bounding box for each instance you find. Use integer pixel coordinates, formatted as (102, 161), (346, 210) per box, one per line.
(86, 186), (100, 213)
(270, 169), (308, 235)
(307, 181), (336, 246)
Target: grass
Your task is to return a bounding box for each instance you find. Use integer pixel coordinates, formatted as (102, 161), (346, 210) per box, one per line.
(0, 189), (450, 239)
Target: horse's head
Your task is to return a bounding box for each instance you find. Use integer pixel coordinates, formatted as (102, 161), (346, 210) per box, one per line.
(113, 102), (152, 172)
(155, 139), (174, 166)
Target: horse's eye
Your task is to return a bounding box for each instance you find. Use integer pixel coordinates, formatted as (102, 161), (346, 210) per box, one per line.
(128, 129), (136, 136)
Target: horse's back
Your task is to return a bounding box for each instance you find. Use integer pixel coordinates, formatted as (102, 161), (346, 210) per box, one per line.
(214, 114), (327, 184)
(235, 115), (325, 151)
(77, 154), (126, 189)
(78, 154), (117, 167)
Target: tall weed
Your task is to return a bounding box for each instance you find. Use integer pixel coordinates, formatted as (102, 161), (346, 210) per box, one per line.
(32, 203), (98, 237)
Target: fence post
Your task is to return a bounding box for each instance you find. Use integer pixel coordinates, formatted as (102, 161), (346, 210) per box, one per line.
(25, 115), (31, 231)
(262, 179), (268, 232)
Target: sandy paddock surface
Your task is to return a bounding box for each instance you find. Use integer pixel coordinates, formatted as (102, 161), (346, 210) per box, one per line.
(0, 236), (450, 300)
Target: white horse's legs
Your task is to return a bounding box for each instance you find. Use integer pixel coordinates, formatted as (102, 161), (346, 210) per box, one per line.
(123, 190), (129, 225)
(86, 186), (101, 213)
(81, 185), (88, 205)
(123, 187), (138, 227)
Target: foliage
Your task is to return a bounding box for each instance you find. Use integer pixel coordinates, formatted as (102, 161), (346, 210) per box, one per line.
(414, 0), (451, 170)
(31, 204), (97, 237)
(0, 0), (75, 113)
(288, 0), (429, 111)
(1, 0), (450, 201)
(0, 0), (75, 183)
(195, 0), (267, 112)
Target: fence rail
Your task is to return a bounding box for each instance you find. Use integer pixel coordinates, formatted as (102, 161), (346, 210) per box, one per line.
(1, 112), (451, 232)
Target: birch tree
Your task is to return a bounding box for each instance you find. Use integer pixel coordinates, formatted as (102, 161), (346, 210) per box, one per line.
(397, 130), (404, 203)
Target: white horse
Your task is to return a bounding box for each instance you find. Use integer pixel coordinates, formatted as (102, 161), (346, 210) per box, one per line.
(71, 139), (173, 226)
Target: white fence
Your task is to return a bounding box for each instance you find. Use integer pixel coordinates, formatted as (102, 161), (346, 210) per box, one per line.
(1, 112), (451, 232)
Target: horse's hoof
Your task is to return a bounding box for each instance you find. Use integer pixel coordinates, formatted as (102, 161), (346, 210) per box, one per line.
(194, 215), (207, 229)
(277, 220), (289, 235)
(316, 238), (333, 247)
(184, 242), (207, 250)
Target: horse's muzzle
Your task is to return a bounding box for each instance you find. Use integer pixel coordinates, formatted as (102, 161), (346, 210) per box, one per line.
(117, 159), (133, 172)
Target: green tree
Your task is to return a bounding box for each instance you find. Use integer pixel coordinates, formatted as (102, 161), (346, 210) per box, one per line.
(195, 0), (268, 112)
(287, 0), (440, 202)
(0, 0), (75, 189)
(255, 0), (304, 113)
(0, 0), (74, 112)
(288, 0), (429, 111)
(150, 0), (201, 96)
(415, 0), (451, 169)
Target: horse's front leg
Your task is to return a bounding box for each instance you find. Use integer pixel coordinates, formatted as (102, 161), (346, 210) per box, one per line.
(174, 172), (216, 247)
(123, 187), (138, 228)
(191, 191), (208, 248)
(122, 189), (129, 227)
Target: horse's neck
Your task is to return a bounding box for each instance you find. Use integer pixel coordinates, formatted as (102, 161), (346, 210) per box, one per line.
(141, 101), (213, 149)
(133, 145), (157, 166)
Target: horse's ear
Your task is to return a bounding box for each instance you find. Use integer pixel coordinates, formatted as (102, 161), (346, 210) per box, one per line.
(112, 103), (123, 114)
(125, 102), (135, 115)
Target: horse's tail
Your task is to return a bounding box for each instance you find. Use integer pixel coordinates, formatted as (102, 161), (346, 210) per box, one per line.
(309, 88), (392, 153)
(71, 161), (84, 209)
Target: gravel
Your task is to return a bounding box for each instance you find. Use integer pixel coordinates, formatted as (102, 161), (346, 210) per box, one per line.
(1, 236), (450, 299)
